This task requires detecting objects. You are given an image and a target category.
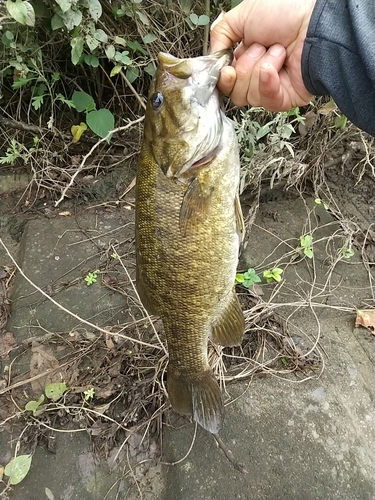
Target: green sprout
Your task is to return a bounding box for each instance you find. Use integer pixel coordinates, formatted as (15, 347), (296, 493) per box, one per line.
(235, 268), (261, 288)
(263, 268), (284, 283)
(83, 387), (95, 401)
(84, 270), (99, 285)
(341, 247), (355, 259)
(298, 234), (313, 259)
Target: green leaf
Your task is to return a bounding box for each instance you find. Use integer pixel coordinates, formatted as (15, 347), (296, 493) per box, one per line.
(45, 382), (67, 402)
(55, 0), (73, 13)
(93, 29), (108, 43)
(55, 93), (75, 108)
(126, 40), (146, 55)
(105, 44), (116, 60)
(334, 114), (347, 130)
(72, 90), (96, 112)
(125, 66), (139, 83)
(135, 10), (149, 25)
(83, 54), (99, 67)
(144, 62), (155, 76)
(341, 247), (355, 259)
(85, 34), (99, 52)
(304, 247), (313, 259)
(114, 36), (126, 46)
(189, 13), (198, 25)
(60, 8), (82, 31)
(4, 455), (32, 485)
(51, 13), (64, 30)
(86, 109), (115, 139)
(300, 234), (312, 248)
(110, 65), (123, 77)
(88, 0), (102, 21)
(6, 0), (35, 26)
(235, 273), (244, 284)
(197, 14), (210, 26)
(25, 394), (45, 414)
(143, 32), (157, 44)
(2, 30), (14, 46)
(31, 94), (45, 110)
(71, 36), (84, 65)
(114, 51), (131, 66)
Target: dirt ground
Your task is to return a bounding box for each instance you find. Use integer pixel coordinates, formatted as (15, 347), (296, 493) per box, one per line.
(0, 137), (374, 499)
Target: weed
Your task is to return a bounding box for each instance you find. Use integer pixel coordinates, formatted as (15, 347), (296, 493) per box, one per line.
(84, 270), (99, 286)
(235, 268), (261, 288)
(83, 387), (95, 401)
(298, 234), (313, 259)
(263, 268), (284, 283)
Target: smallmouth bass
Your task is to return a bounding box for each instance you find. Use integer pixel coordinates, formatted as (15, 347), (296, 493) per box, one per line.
(135, 50), (245, 433)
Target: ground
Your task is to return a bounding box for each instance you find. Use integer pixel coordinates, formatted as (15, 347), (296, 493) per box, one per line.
(0, 153), (374, 499)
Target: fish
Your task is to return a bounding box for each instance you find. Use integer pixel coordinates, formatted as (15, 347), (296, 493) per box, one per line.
(135, 50), (245, 434)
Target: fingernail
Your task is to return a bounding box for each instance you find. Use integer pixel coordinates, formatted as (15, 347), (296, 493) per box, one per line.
(269, 44), (285, 57)
(247, 43), (266, 58)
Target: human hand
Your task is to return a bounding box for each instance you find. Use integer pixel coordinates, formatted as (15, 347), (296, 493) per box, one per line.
(210, 0), (316, 111)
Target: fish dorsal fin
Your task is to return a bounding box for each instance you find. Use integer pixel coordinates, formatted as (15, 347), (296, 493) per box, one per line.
(179, 177), (214, 236)
(211, 289), (245, 347)
(235, 192), (245, 243)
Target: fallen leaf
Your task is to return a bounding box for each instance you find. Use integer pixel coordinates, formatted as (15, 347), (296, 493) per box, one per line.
(355, 309), (375, 333)
(58, 211), (71, 216)
(0, 331), (17, 360)
(30, 343), (60, 393)
(71, 122), (87, 143)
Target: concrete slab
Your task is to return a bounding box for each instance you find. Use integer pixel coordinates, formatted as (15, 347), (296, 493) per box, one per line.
(0, 186), (373, 500)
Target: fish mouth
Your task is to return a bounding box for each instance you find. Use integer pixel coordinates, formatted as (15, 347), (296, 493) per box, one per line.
(158, 50), (232, 80)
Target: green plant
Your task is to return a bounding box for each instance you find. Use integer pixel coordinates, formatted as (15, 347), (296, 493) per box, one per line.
(341, 247), (355, 259)
(298, 234), (313, 259)
(314, 198), (329, 210)
(235, 268), (261, 288)
(84, 270), (99, 285)
(83, 387), (95, 401)
(263, 268), (283, 283)
(235, 107), (305, 192)
(71, 90), (114, 139)
(44, 382), (67, 401)
(0, 137), (39, 165)
(4, 454), (32, 485)
(24, 394), (45, 416)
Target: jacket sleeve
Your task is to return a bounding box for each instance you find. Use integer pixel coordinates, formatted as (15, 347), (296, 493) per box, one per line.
(302, 0), (375, 136)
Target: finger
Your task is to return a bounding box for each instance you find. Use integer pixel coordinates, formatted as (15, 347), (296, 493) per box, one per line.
(258, 64), (286, 111)
(217, 66), (236, 95)
(229, 43), (267, 106)
(210, 7), (243, 53)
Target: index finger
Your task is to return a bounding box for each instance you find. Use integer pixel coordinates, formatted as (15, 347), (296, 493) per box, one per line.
(210, 12), (243, 53)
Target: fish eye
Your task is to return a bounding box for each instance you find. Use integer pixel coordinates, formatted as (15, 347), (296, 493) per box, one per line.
(151, 92), (164, 110)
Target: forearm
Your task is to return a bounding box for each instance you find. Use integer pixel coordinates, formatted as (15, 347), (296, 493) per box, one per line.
(302, 0), (375, 136)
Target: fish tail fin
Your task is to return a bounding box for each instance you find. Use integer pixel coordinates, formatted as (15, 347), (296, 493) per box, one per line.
(167, 369), (224, 434)
(211, 289), (245, 347)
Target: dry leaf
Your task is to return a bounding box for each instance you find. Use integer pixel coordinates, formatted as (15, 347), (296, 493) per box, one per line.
(30, 343), (60, 393)
(0, 331), (17, 360)
(58, 211), (71, 216)
(355, 309), (375, 333)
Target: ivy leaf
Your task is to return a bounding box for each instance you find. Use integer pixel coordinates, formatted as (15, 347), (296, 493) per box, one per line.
(51, 13), (64, 30)
(197, 14), (210, 26)
(85, 34), (99, 52)
(86, 109), (114, 139)
(4, 455), (32, 485)
(135, 10), (149, 25)
(83, 54), (99, 67)
(55, 0), (73, 13)
(45, 382), (67, 402)
(114, 36), (126, 46)
(126, 66), (139, 84)
(71, 36), (84, 65)
(105, 44), (116, 60)
(72, 90), (96, 112)
(93, 29), (108, 43)
(126, 40), (146, 55)
(143, 32), (157, 44)
(144, 62), (155, 76)
(60, 8), (82, 31)
(88, 0), (102, 21)
(189, 13), (198, 25)
(6, 0), (35, 26)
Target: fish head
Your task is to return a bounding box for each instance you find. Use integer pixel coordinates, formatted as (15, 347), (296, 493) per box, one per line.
(144, 50), (232, 182)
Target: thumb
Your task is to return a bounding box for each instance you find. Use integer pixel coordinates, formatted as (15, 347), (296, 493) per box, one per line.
(210, 12), (242, 53)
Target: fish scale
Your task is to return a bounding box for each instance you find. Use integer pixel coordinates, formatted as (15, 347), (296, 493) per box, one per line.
(135, 50), (245, 433)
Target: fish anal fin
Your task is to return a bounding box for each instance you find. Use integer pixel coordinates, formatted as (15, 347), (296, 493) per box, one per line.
(179, 177), (214, 236)
(167, 368), (224, 434)
(211, 289), (245, 347)
(235, 192), (245, 243)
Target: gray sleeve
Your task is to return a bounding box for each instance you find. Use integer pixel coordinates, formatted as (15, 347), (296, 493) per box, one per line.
(302, 0), (375, 136)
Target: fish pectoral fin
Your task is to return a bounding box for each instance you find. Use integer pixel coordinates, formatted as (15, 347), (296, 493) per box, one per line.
(179, 177), (214, 236)
(235, 192), (245, 243)
(167, 369), (224, 434)
(211, 289), (245, 347)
